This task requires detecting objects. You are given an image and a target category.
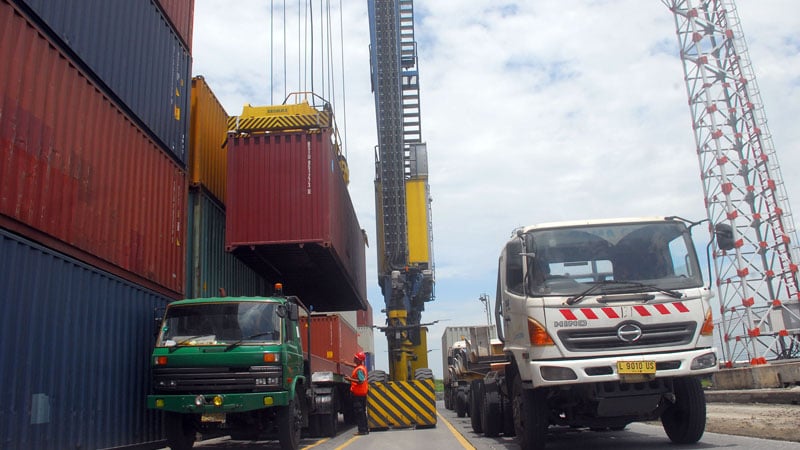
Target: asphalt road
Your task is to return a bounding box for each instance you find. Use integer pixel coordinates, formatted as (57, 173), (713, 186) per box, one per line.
(177, 400), (800, 450)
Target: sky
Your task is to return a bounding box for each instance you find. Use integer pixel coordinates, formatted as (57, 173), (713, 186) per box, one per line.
(191, 1), (800, 378)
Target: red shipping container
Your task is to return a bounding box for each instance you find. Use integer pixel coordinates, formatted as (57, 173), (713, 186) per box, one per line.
(157, 0), (195, 52)
(0, 2), (186, 297)
(225, 130), (367, 312)
(300, 315), (362, 376)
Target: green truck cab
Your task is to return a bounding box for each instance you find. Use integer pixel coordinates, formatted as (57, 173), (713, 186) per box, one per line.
(147, 292), (308, 450)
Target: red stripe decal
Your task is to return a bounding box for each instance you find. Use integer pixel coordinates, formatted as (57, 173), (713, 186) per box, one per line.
(634, 305), (651, 316)
(602, 307), (619, 319)
(581, 308), (598, 320)
(654, 304), (671, 315)
(673, 301), (689, 313)
(560, 309), (578, 321)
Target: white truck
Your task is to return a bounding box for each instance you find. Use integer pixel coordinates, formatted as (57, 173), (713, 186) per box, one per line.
(474, 217), (726, 449)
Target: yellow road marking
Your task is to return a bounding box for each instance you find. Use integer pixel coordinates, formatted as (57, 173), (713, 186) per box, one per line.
(301, 437), (330, 449)
(333, 434), (361, 450)
(437, 411), (476, 450)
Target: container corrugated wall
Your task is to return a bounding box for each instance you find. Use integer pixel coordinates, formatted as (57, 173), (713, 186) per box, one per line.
(300, 315), (362, 376)
(187, 187), (269, 298)
(156, 0), (194, 52)
(0, 1), (186, 296)
(15, 0), (191, 164)
(190, 76), (229, 204)
(226, 131), (367, 312)
(0, 229), (170, 450)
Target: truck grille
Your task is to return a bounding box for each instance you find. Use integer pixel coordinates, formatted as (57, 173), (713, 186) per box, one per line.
(557, 321), (696, 351)
(153, 366), (283, 394)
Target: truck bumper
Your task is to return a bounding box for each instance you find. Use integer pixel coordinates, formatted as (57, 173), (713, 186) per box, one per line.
(147, 391), (290, 414)
(522, 348), (718, 387)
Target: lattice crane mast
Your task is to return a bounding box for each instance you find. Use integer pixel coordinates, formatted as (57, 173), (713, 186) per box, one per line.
(664, 0), (800, 365)
(368, 0), (435, 382)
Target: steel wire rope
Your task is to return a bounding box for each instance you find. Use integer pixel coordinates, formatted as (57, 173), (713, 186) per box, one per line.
(270, 0), (274, 104)
(338, 0), (348, 157)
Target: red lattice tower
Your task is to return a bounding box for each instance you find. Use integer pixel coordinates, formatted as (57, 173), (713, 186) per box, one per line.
(664, 0), (800, 365)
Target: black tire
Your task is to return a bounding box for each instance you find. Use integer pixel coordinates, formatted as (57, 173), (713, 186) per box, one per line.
(661, 377), (706, 444)
(277, 390), (302, 450)
(319, 409), (337, 437)
(512, 376), (548, 450)
(164, 412), (196, 450)
(444, 386), (453, 410)
(502, 393), (516, 437)
(455, 390), (468, 418)
(368, 370), (387, 383)
(481, 390), (503, 437)
(414, 368), (434, 381)
(469, 380), (483, 433)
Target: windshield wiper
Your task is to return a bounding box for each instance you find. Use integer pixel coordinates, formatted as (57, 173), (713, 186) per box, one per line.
(567, 280), (683, 305)
(166, 334), (214, 352)
(224, 331), (277, 351)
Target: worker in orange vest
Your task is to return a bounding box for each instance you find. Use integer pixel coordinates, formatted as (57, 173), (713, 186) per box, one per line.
(343, 351), (369, 435)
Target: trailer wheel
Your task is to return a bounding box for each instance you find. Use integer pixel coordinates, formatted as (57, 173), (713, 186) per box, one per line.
(455, 390), (468, 418)
(661, 377), (706, 444)
(469, 380), (483, 433)
(277, 390), (302, 450)
(512, 376), (548, 450)
(444, 386), (453, 410)
(481, 390), (503, 437)
(164, 412), (196, 450)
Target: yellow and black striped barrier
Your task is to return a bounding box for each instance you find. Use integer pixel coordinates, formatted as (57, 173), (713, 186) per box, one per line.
(367, 379), (436, 430)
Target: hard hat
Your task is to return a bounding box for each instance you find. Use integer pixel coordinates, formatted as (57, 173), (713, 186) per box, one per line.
(355, 351), (366, 362)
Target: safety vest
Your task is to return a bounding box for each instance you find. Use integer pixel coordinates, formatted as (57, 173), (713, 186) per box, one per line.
(350, 364), (368, 397)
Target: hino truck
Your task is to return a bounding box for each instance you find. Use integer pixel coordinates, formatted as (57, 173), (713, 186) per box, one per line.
(473, 217), (725, 449)
(146, 287), (356, 450)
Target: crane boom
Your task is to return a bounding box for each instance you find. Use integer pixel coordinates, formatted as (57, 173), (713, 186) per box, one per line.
(368, 0), (434, 382)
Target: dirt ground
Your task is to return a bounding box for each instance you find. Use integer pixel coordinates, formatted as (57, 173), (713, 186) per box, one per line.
(705, 403), (800, 442)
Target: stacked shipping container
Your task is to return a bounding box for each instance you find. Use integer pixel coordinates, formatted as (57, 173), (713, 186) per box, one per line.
(187, 76), (270, 298)
(0, 0), (194, 448)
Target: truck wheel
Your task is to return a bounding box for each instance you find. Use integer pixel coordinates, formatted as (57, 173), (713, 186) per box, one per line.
(277, 390), (302, 450)
(512, 376), (548, 450)
(414, 368), (434, 381)
(164, 412), (196, 450)
(481, 391), (503, 437)
(444, 387), (453, 410)
(320, 409), (338, 437)
(661, 377), (706, 444)
(469, 380), (483, 433)
(455, 391), (468, 418)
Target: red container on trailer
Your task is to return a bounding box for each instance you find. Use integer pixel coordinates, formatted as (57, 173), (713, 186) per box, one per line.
(225, 130), (367, 312)
(0, 2), (186, 297)
(299, 314), (363, 376)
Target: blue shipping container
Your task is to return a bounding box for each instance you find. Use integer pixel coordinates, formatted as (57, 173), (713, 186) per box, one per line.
(186, 187), (271, 298)
(16, 0), (191, 165)
(0, 228), (171, 449)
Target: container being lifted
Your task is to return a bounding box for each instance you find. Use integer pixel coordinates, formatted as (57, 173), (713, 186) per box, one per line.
(225, 93), (367, 312)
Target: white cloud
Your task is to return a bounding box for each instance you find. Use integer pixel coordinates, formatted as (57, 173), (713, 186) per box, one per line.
(192, 0), (800, 377)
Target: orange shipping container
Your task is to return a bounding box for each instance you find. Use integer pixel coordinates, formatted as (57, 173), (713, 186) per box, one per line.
(189, 76), (229, 204)
(300, 315), (362, 376)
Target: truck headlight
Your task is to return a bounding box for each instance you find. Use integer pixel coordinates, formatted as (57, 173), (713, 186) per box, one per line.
(690, 352), (717, 370)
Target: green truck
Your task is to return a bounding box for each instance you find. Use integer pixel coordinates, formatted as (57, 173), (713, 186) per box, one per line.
(147, 288), (353, 449)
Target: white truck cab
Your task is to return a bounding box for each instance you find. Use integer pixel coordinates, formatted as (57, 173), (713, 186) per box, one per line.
(481, 217), (721, 449)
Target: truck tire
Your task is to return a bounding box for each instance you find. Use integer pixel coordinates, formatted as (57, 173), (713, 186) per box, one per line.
(481, 390), (503, 437)
(414, 368), (434, 381)
(661, 377), (706, 444)
(368, 370), (387, 383)
(455, 390), (468, 418)
(469, 380), (483, 433)
(444, 386), (453, 410)
(164, 412), (196, 450)
(512, 376), (548, 450)
(277, 390), (302, 450)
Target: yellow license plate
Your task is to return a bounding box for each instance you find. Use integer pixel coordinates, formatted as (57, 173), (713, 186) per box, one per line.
(201, 413), (226, 423)
(617, 360), (656, 374)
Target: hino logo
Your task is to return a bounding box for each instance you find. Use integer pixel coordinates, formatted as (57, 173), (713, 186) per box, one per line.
(617, 323), (643, 343)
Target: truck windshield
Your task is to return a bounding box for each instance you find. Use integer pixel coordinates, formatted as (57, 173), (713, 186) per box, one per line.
(157, 301), (281, 347)
(525, 221), (703, 296)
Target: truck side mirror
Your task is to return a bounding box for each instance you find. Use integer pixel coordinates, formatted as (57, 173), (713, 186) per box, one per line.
(288, 304), (299, 321)
(714, 223), (735, 251)
(153, 307), (165, 338)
